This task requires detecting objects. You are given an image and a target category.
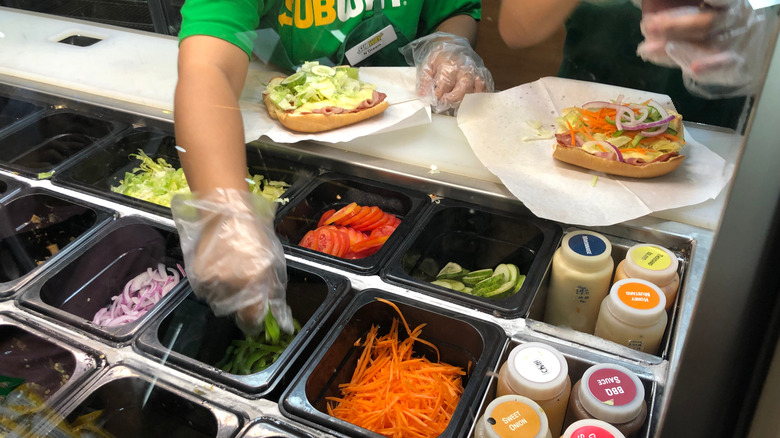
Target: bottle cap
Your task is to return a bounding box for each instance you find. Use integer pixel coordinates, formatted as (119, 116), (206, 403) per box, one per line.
(578, 363), (645, 424)
(478, 395), (550, 438)
(503, 342), (569, 400)
(606, 279), (667, 326)
(560, 231), (613, 271)
(622, 244), (679, 286)
(561, 419), (626, 438)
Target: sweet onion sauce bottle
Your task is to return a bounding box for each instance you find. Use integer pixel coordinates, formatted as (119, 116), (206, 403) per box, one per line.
(475, 394), (552, 438)
(495, 342), (571, 436)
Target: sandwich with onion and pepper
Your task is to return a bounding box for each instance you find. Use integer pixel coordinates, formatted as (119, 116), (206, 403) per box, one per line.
(552, 98), (685, 178)
(263, 61), (388, 133)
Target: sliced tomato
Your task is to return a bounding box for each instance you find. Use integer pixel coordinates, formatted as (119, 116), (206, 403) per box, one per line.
(340, 226), (367, 246)
(299, 230), (317, 249)
(334, 227), (351, 258)
(352, 206), (383, 231)
(350, 235), (389, 254)
(369, 224), (396, 239)
(339, 205), (371, 226)
(314, 227), (336, 255)
(317, 209), (336, 228)
(324, 202), (359, 225)
(368, 212), (395, 231)
(390, 215), (402, 228)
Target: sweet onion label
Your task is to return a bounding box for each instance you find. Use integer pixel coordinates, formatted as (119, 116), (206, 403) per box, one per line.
(631, 246), (672, 271)
(617, 281), (661, 310)
(568, 233), (607, 257)
(489, 400), (542, 437)
(513, 346), (561, 383)
(587, 368), (638, 406)
(570, 425), (617, 437)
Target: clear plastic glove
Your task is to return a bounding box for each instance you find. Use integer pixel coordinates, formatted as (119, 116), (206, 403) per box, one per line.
(400, 32), (494, 114)
(637, 0), (776, 99)
(171, 188), (292, 336)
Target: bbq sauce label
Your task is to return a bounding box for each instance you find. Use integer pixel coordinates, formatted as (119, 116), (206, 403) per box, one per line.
(587, 368), (638, 406)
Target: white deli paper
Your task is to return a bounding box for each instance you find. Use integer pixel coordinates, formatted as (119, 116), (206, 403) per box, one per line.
(456, 77), (734, 226)
(239, 66), (430, 144)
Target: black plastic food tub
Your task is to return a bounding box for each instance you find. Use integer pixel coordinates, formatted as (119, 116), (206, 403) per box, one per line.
(0, 312), (102, 410)
(0, 93), (46, 134)
(17, 216), (187, 345)
(0, 108), (124, 178)
(0, 188), (113, 299)
(382, 198), (563, 318)
(52, 126), (317, 217)
(46, 365), (242, 438)
(280, 289), (506, 438)
(275, 173), (429, 275)
(135, 261), (351, 398)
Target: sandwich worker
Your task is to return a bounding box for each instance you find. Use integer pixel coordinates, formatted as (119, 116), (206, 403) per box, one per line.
(497, 0), (775, 129)
(170, 0), (494, 335)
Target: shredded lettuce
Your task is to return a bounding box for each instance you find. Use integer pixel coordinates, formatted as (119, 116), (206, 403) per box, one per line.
(111, 150), (290, 207)
(266, 61), (374, 112)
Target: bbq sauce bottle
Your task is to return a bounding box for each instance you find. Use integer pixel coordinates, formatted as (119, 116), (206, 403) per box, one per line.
(563, 364), (647, 437)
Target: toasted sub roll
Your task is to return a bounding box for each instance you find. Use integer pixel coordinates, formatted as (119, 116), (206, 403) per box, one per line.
(263, 76), (389, 133)
(552, 143), (685, 178)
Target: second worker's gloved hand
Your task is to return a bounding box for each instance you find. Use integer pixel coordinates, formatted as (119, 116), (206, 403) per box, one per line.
(171, 188), (292, 336)
(637, 0), (775, 99)
(400, 32), (494, 114)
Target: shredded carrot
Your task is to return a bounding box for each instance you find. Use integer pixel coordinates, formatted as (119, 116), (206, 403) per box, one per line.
(327, 298), (466, 438)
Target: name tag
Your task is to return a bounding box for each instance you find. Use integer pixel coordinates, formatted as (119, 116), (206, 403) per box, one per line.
(345, 24), (397, 65)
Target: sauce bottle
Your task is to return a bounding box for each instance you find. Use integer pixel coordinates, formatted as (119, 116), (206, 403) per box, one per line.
(561, 419), (626, 438)
(475, 394), (552, 438)
(594, 278), (668, 355)
(495, 342), (571, 436)
(564, 364), (647, 437)
(612, 243), (679, 311)
(544, 230), (614, 334)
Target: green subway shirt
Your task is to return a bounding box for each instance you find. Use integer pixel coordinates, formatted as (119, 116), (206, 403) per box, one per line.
(179, 0), (480, 69)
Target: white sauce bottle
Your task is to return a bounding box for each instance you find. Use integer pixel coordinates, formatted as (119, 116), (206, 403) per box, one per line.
(594, 278), (668, 355)
(495, 342), (571, 436)
(612, 243), (680, 311)
(544, 230), (614, 334)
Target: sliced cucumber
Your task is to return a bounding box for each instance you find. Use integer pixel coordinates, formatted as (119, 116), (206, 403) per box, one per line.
(481, 279), (515, 298)
(436, 262), (468, 280)
(462, 269), (494, 286)
(514, 274), (527, 293)
(472, 274), (506, 296)
(431, 279), (465, 291)
(311, 65), (336, 76)
(281, 71), (306, 87)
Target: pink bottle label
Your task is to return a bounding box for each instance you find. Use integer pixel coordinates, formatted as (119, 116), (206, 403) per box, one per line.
(569, 425), (617, 438)
(587, 368), (637, 406)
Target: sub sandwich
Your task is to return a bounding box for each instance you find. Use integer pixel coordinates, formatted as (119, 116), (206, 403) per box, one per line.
(263, 62), (388, 133)
(553, 98), (685, 178)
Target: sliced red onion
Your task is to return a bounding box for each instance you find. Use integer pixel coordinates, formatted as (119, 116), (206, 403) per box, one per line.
(583, 140), (625, 162)
(583, 101), (635, 132)
(93, 263), (185, 327)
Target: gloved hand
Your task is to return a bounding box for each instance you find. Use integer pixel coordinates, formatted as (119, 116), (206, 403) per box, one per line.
(637, 0), (776, 99)
(400, 32), (494, 114)
(171, 188), (292, 336)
